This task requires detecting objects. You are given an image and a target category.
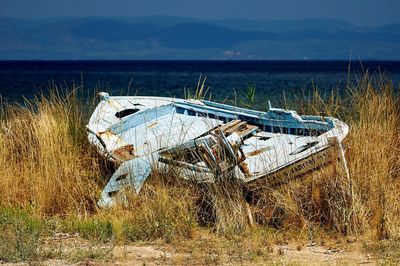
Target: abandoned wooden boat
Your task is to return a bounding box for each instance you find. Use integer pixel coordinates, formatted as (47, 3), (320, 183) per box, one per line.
(87, 92), (349, 207)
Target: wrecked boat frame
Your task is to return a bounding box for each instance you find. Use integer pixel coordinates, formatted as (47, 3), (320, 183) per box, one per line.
(87, 92), (349, 207)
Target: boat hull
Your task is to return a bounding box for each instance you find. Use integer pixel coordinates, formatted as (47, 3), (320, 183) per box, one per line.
(244, 143), (338, 190)
(87, 93), (349, 207)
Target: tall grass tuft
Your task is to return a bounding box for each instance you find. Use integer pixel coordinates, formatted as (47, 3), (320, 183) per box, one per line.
(250, 74), (399, 238)
(0, 88), (101, 216)
(345, 74), (400, 238)
(199, 178), (248, 235)
(112, 172), (199, 242)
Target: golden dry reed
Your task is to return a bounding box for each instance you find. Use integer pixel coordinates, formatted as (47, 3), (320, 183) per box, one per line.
(0, 74), (398, 240)
(0, 90), (101, 216)
(254, 73), (400, 239)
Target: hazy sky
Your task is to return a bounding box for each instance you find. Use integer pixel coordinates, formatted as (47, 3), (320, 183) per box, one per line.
(1, 0), (399, 26)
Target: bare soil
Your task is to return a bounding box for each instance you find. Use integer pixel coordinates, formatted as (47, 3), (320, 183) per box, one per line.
(6, 234), (376, 266)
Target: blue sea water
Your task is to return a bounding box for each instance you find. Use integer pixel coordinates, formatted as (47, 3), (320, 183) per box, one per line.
(0, 60), (399, 108)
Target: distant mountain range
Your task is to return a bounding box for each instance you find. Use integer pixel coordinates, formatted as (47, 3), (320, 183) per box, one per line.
(0, 16), (399, 60)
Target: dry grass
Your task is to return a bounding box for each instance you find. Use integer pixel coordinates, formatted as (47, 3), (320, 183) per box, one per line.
(0, 89), (101, 216)
(198, 177), (248, 235)
(346, 75), (400, 239)
(251, 73), (400, 239)
(0, 74), (399, 262)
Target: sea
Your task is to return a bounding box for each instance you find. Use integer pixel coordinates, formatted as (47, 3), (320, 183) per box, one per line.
(0, 60), (399, 108)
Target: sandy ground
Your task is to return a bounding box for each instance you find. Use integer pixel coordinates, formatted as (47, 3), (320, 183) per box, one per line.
(36, 241), (375, 265)
(104, 244), (375, 266)
(1, 233), (378, 265)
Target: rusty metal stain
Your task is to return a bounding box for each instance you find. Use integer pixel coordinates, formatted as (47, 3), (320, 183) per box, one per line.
(239, 161), (251, 177)
(147, 121), (159, 129)
(246, 147), (272, 157)
(111, 144), (136, 163)
(99, 131), (127, 146)
(99, 131), (114, 137)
